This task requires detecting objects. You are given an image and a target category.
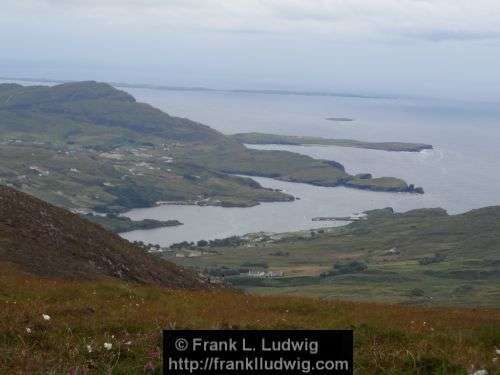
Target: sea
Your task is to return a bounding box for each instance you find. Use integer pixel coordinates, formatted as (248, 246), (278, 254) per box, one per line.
(2, 78), (500, 246)
(120, 88), (500, 246)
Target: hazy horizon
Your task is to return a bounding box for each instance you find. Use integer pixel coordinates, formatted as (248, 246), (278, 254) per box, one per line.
(2, 1), (500, 102)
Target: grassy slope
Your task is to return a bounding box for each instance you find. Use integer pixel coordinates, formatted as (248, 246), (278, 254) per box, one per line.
(0, 82), (293, 210)
(173, 207), (500, 307)
(0, 142), (293, 212)
(231, 132), (433, 152)
(0, 185), (202, 287)
(1, 264), (499, 374)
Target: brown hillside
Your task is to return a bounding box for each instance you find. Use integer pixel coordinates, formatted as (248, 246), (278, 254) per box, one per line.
(1, 265), (499, 374)
(0, 185), (203, 288)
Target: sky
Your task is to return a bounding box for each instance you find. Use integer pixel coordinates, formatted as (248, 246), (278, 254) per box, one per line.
(1, 0), (500, 101)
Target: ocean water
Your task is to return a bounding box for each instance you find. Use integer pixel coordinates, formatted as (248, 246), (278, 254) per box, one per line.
(2, 79), (499, 246)
(119, 88), (500, 246)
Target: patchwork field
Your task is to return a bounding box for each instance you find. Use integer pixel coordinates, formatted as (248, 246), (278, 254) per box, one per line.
(172, 207), (500, 308)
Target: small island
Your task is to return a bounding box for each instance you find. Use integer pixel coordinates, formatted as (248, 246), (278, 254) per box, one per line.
(326, 117), (354, 122)
(231, 132), (433, 152)
(82, 213), (182, 233)
(312, 216), (361, 221)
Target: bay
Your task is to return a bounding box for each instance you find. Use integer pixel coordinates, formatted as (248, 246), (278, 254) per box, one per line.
(120, 89), (500, 246)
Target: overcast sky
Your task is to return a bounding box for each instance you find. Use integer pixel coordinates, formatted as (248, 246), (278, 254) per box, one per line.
(2, 0), (500, 100)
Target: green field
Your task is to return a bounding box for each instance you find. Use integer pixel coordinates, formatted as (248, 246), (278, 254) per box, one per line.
(172, 207), (500, 307)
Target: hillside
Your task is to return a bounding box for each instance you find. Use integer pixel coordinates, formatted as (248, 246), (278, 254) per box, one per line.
(1, 264), (498, 374)
(0, 82), (423, 214)
(0, 185), (202, 288)
(172, 206), (500, 307)
(0, 81), (221, 143)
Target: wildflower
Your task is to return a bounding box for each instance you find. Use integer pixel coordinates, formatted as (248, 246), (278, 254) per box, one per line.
(148, 348), (161, 360)
(25, 328), (32, 334)
(472, 370), (488, 375)
(125, 341), (132, 345)
(144, 361), (156, 373)
(104, 342), (113, 350)
(42, 314), (51, 321)
(86, 345), (93, 353)
(496, 348), (500, 355)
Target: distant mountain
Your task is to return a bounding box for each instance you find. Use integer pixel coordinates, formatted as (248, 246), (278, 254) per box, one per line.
(0, 185), (203, 288)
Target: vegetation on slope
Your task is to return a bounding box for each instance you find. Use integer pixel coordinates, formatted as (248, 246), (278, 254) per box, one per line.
(0, 82), (220, 143)
(173, 206), (500, 307)
(0, 185), (202, 288)
(0, 82), (293, 211)
(1, 264), (499, 374)
(231, 132), (433, 152)
(0, 142), (293, 213)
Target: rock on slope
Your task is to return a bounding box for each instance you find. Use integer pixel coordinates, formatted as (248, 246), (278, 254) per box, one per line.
(0, 185), (203, 288)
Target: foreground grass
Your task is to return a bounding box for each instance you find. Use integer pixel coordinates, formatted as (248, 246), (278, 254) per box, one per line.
(1, 266), (499, 374)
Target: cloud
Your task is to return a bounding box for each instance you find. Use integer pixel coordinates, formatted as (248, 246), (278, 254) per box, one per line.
(402, 29), (500, 42)
(4, 0), (500, 43)
(16, 0), (498, 42)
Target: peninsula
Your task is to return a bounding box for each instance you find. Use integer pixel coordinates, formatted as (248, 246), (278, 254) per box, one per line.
(231, 132), (433, 152)
(82, 213), (182, 233)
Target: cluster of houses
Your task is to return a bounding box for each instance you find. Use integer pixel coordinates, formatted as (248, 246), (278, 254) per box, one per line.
(29, 166), (50, 177)
(247, 270), (284, 278)
(206, 270), (285, 285)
